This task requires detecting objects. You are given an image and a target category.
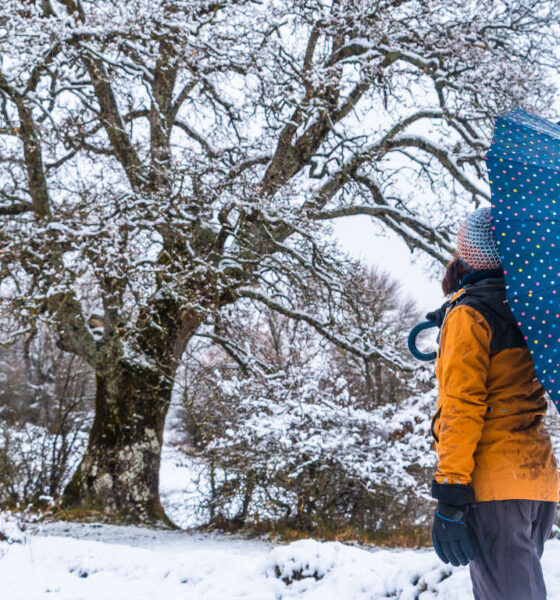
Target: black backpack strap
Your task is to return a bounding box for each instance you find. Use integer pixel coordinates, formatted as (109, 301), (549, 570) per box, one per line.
(436, 289), (468, 341)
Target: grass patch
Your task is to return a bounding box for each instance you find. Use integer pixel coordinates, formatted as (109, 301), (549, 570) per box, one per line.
(199, 516), (431, 548)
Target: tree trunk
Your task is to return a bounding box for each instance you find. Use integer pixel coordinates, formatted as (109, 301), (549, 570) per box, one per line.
(63, 365), (174, 526)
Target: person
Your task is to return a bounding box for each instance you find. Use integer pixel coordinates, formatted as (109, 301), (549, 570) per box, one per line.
(429, 207), (559, 600)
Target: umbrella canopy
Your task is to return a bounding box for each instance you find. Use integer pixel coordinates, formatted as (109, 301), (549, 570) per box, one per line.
(487, 108), (560, 410)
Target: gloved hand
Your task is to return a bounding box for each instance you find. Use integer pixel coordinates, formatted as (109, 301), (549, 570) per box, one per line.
(431, 480), (475, 567)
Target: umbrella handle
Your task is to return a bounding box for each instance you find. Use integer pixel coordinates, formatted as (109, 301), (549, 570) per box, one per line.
(408, 320), (438, 361)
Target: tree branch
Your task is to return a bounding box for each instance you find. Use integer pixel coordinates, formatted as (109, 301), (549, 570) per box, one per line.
(383, 136), (489, 199)
(81, 54), (147, 191)
(0, 74), (51, 217)
(174, 120), (218, 158)
(237, 288), (414, 371)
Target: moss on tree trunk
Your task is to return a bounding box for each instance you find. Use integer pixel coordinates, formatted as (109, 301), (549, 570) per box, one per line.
(63, 367), (175, 527)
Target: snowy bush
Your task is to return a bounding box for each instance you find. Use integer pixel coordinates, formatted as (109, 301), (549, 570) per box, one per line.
(0, 333), (93, 506)
(198, 366), (435, 537)
(181, 269), (436, 539)
(0, 511), (26, 545)
(0, 423), (90, 507)
(267, 539), (337, 584)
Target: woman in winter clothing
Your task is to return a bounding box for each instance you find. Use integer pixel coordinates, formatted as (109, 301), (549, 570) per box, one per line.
(431, 207), (559, 600)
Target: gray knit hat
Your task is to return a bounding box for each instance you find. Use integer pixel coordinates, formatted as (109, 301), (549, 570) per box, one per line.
(456, 207), (501, 270)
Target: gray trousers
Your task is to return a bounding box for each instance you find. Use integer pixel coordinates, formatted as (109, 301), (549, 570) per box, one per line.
(469, 500), (556, 600)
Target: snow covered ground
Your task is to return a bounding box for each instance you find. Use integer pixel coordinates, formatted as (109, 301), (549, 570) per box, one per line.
(159, 444), (211, 529)
(0, 520), (470, 600)
(2, 520), (560, 600)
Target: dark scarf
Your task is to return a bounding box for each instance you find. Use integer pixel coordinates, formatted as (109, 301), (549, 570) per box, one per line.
(460, 269), (504, 287)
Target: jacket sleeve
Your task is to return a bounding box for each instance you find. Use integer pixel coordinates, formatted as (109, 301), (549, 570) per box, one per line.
(434, 304), (491, 487)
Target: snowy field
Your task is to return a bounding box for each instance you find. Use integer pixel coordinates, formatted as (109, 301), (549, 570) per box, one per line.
(2, 520), (560, 600)
(0, 521), (468, 600)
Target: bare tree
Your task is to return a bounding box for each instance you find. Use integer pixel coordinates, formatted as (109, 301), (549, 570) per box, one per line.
(0, 0), (558, 523)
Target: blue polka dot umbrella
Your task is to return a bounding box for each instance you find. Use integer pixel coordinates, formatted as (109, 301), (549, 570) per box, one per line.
(487, 108), (560, 410)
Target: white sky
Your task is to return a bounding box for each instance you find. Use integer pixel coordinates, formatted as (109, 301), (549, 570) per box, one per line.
(333, 215), (446, 313)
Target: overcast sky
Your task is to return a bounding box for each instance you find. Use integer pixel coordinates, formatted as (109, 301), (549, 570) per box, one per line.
(333, 215), (446, 313)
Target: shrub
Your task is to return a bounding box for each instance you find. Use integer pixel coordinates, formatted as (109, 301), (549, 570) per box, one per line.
(0, 333), (93, 506)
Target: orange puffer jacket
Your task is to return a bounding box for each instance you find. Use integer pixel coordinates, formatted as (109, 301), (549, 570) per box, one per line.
(433, 273), (559, 502)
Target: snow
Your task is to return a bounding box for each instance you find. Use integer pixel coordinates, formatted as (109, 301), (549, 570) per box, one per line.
(0, 511), (26, 544)
(159, 445), (210, 529)
(0, 521), (475, 600)
(1, 518), (558, 599)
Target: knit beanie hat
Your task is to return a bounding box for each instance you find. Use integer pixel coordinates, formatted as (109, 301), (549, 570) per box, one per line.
(456, 207), (501, 270)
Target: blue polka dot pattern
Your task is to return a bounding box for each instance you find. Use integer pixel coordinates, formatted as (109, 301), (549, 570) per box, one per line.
(487, 108), (560, 410)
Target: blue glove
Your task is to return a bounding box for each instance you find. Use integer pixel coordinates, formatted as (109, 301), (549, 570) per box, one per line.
(431, 481), (475, 567)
